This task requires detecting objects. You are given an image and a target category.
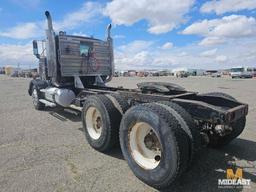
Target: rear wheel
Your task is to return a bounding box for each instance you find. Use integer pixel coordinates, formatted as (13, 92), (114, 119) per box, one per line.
(137, 82), (186, 93)
(119, 103), (191, 189)
(199, 92), (236, 101)
(31, 86), (45, 110)
(105, 93), (129, 115)
(82, 95), (123, 152)
(157, 101), (201, 166)
(199, 92), (246, 147)
(129, 121), (161, 170)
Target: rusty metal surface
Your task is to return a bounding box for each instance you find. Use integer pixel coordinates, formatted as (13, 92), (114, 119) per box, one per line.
(76, 85), (247, 124)
(226, 104), (249, 122)
(58, 35), (112, 77)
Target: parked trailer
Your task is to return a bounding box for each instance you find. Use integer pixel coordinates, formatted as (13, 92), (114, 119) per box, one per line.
(28, 11), (248, 190)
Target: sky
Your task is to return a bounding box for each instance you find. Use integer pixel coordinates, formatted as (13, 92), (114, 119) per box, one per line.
(0, 0), (256, 70)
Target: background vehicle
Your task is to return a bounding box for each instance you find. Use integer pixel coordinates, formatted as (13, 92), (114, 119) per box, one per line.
(230, 67), (253, 78)
(28, 11), (248, 190)
(175, 70), (188, 78)
(211, 72), (221, 78)
(247, 67), (256, 78)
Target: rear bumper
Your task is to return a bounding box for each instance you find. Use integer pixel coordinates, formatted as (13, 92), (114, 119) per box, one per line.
(172, 97), (248, 125)
(226, 104), (248, 123)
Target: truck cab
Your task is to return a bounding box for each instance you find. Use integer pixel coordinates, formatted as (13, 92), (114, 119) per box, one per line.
(29, 11), (114, 108)
(32, 11), (113, 85)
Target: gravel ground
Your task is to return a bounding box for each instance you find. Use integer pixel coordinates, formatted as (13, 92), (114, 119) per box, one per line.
(0, 75), (255, 192)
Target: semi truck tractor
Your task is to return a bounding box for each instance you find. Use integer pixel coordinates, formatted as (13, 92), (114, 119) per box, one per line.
(28, 11), (248, 189)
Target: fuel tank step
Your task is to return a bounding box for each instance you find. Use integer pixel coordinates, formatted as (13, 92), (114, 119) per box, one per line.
(39, 99), (56, 107)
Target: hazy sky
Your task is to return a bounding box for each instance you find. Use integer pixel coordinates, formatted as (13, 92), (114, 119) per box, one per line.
(0, 0), (256, 70)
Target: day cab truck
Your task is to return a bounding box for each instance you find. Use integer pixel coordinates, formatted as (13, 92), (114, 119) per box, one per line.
(28, 11), (248, 189)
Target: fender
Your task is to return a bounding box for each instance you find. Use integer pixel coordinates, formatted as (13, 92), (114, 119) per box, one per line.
(28, 79), (48, 96)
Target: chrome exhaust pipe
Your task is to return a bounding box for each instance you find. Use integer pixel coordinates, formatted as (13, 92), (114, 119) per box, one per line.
(106, 24), (112, 40)
(45, 11), (53, 31)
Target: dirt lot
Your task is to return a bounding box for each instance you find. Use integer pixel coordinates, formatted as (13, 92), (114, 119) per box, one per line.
(0, 75), (255, 192)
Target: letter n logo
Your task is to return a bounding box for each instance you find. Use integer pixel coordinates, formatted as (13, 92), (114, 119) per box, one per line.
(226, 168), (243, 179)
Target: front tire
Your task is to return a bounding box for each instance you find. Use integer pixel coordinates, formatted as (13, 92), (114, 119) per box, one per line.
(31, 86), (45, 110)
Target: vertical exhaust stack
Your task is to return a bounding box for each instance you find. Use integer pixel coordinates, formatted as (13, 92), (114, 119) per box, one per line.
(106, 24), (112, 41)
(45, 11), (53, 31)
(44, 11), (58, 84)
(106, 24), (114, 82)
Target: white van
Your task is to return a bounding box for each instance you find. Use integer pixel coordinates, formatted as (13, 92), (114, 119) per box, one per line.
(230, 67), (253, 78)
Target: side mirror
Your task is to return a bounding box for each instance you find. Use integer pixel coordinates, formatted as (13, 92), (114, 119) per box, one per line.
(33, 40), (40, 59)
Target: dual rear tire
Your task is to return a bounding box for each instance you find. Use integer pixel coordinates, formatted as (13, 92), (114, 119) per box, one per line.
(82, 95), (199, 189)
(82, 92), (246, 189)
(119, 103), (197, 189)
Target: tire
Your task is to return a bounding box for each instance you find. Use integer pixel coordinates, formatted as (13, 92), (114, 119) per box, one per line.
(199, 92), (236, 101)
(105, 93), (129, 115)
(199, 92), (246, 147)
(82, 95), (122, 152)
(119, 103), (190, 189)
(156, 101), (201, 167)
(137, 82), (185, 93)
(31, 85), (45, 110)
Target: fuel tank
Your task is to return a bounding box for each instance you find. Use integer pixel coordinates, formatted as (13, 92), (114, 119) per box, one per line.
(44, 87), (75, 107)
